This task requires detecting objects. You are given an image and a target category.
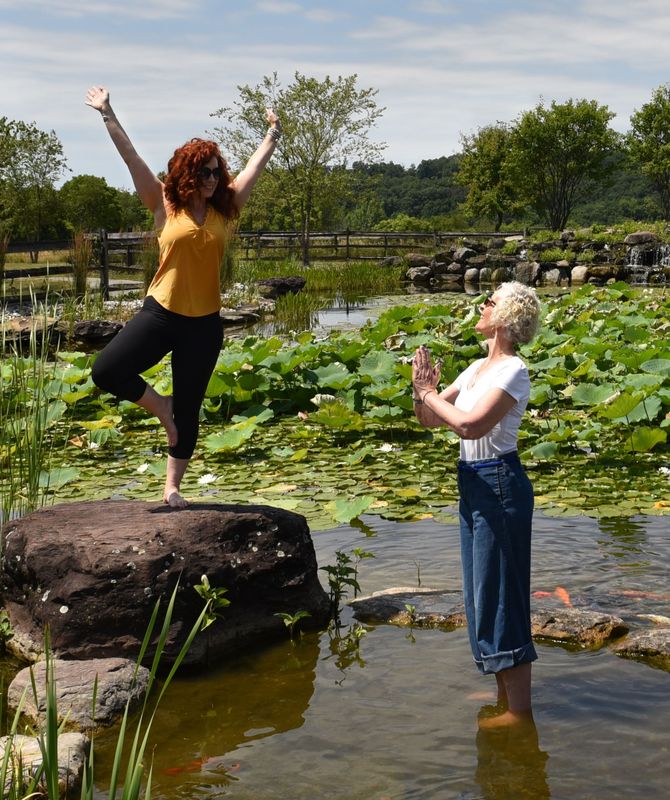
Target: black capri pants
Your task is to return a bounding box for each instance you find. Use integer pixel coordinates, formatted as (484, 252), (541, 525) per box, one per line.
(91, 295), (223, 460)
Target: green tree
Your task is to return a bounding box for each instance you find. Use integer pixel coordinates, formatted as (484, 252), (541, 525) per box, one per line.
(115, 188), (154, 231)
(59, 174), (122, 233)
(0, 118), (69, 258)
(458, 123), (523, 230)
(508, 99), (619, 231)
(211, 72), (386, 263)
(627, 84), (670, 219)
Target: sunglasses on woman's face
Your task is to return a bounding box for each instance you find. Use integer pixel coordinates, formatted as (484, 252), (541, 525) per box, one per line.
(480, 292), (496, 309)
(199, 166), (222, 180)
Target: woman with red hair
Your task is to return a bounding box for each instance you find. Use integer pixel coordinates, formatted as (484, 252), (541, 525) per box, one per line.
(85, 86), (280, 508)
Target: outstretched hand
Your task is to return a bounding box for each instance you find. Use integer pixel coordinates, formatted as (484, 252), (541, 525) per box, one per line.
(413, 344), (441, 396)
(85, 86), (110, 112)
(265, 108), (281, 130)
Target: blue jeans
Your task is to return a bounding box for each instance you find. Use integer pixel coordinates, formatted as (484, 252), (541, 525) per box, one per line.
(457, 451), (537, 675)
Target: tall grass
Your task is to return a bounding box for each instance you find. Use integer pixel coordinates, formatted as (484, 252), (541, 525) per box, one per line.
(237, 258), (405, 295)
(0, 583), (211, 799)
(0, 298), (66, 524)
(69, 233), (93, 296)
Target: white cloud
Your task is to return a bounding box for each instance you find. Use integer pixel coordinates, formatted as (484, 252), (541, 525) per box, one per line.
(0, 0), (198, 19)
(256, 0), (302, 13)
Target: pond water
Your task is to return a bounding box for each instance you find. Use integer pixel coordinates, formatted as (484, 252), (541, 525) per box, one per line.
(84, 510), (670, 800)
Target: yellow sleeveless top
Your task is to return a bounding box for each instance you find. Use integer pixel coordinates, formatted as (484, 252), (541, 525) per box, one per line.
(147, 206), (232, 317)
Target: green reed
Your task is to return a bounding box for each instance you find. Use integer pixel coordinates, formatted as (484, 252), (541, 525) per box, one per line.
(0, 297), (65, 524)
(69, 232), (93, 296)
(272, 291), (326, 334)
(0, 583), (211, 799)
(236, 257), (405, 295)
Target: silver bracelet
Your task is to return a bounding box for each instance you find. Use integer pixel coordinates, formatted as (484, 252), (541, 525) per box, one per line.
(267, 127), (281, 142)
(101, 113), (110, 123)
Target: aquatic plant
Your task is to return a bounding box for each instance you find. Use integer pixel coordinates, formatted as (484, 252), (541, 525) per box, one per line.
(0, 301), (68, 523)
(321, 550), (361, 618)
(3, 284), (670, 525)
(275, 610), (312, 642)
(0, 582), (212, 799)
(193, 575), (230, 631)
(69, 232), (93, 296)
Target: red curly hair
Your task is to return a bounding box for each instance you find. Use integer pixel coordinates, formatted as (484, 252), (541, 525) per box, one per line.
(163, 138), (239, 219)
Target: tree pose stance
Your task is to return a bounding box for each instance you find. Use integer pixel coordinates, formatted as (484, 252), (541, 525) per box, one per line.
(85, 86), (281, 508)
(412, 282), (542, 728)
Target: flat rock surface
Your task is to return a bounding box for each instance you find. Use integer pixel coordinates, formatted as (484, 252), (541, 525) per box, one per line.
(8, 657), (149, 731)
(1, 500), (330, 667)
(351, 588), (627, 647)
(613, 626), (670, 666)
(0, 732), (87, 798)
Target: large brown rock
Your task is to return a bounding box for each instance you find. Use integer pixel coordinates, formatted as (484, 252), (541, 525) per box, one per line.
(1, 501), (330, 667)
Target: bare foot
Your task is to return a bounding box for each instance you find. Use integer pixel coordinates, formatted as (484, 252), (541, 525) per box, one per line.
(158, 395), (178, 448)
(164, 490), (188, 509)
(478, 710), (534, 730)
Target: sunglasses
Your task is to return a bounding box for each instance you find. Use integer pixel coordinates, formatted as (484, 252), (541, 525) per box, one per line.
(199, 166), (222, 180)
(481, 292), (496, 308)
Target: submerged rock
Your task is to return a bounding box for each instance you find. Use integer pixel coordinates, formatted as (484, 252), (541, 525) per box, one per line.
(613, 627), (670, 669)
(530, 607), (627, 646)
(351, 588), (627, 648)
(8, 657), (149, 731)
(0, 500), (330, 667)
(350, 587), (465, 628)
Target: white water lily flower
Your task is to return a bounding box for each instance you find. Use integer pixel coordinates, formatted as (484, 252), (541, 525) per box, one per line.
(137, 463), (149, 474)
(377, 443), (396, 452)
(198, 473), (218, 485)
(658, 466), (670, 476)
(311, 393), (337, 407)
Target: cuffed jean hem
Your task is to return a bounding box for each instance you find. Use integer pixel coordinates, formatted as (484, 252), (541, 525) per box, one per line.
(473, 641), (537, 675)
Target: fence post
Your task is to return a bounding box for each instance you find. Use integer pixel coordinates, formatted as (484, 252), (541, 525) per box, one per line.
(99, 229), (109, 300)
(345, 229), (350, 262)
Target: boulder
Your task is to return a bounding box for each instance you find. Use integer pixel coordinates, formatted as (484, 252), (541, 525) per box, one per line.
(490, 266), (513, 284)
(8, 658), (149, 731)
(256, 276), (306, 299)
(1, 501), (330, 667)
(350, 588), (627, 649)
(446, 261), (465, 275)
(488, 237), (506, 250)
(452, 247), (477, 263)
(431, 261), (449, 276)
(624, 231), (659, 246)
(613, 627), (670, 670)
(464, 268), (480, 283)
(571, 265), (590, 284)
(406, 266), (433, 283)
(71, 319), (122, 345)
(404, 253), (432, 268)
(0, 733), (87, 799)
(530, 607), (627, 647)
(350, 587), (465, 629)
(515, 261), (540, 285)
(379, 256), (403, 268)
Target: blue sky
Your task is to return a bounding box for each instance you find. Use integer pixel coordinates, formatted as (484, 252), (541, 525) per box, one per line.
(3, 0), (670, 190)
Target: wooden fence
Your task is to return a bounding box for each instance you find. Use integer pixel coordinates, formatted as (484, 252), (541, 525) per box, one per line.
(3, 228), (526, 300)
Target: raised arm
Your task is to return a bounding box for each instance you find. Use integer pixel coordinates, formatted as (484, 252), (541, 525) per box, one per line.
(230, 109), (281, 210)
(85, 86), (165, 224)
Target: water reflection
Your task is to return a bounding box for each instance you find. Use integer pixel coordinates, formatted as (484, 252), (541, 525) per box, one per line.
(93, 634), (320, 798)
(474, 716), (550, 800)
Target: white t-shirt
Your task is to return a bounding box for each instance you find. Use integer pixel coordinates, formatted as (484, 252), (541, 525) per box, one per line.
(452, 356), (530, 461)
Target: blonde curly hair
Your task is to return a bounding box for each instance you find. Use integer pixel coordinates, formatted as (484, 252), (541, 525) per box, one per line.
(489, 281), (541, 344)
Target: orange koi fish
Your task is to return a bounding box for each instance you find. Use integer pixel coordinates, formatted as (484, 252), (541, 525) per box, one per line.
(554, 586), (572, 607)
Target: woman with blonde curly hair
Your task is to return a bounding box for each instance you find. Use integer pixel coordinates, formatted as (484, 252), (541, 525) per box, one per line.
(85, 86), (281, 508)
(412, 281), (542, 728)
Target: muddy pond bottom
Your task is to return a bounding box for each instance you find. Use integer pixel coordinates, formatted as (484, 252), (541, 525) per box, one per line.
(87, 511), (670, 799)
